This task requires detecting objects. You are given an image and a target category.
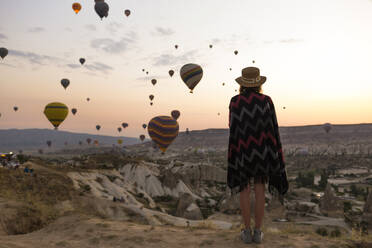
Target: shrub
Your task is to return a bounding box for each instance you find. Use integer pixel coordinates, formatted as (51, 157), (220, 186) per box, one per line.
(343, 201), (352, 213)
(316, 227), (328, 236)
(330, 228), (341, 237)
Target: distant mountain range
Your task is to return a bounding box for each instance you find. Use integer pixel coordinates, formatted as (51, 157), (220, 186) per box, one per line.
(0, 129), (142, 152)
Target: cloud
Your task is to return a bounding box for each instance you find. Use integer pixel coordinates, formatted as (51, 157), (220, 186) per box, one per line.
(106, 22), (123, 35)
(28, 27), (45, 33)
(0, 33), (7, 41)
(85, 24), (96, 31)
(85, 62), (113, 74)
(9, 49), (60, 65)
(154, 27), (174, 36)
(66, 64), (80, 69)
(0, 63), (17, 68)
(152, 50), (198, 66)
(279, 39), (303, 43)
(91, 35), (135, 54)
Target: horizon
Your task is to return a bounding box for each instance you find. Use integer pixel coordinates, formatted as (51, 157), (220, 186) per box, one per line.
(1, 0), (372, 137)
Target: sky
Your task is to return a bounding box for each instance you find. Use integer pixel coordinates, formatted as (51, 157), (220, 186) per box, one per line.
(0, 0), (372, 138)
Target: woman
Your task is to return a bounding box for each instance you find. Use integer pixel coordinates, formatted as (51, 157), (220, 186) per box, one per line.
(227, 67), (285, 244)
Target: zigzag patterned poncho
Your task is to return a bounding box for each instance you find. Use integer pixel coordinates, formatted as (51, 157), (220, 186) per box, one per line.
(227, 89), (285, 195)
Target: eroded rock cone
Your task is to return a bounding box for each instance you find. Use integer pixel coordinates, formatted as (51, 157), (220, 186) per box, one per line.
(320, 183), (343, 216)
(175, 192), (203, 220)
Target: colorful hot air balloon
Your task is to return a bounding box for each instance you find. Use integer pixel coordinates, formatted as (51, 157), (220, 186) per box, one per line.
(79, 58), (85, 65)
(117, 139), (123, 145)
(323, 123), (332, 134)
(140, 134), (145, 142)
(142, 124), (147, 129)
(149, 94), (154, 101)
(13, 106), (18, 112)
(71, 108), (77, 115)
(121, 123), (128, 128)
(175, 45), (178, 49)
(124, 9), (131, 17)
(0, 47), (8, 59)
(72, 3), (82, 14)
(61, 79), (70, 90)
(43, 102), (68, 130)
(180, 63), (203, 93)
(46, 140), (52, 147)
(118, 127), (122, 132)
(171, 110), (180, 120)
(168, 70), (174, 77)
(86, 138), (92, 144)
(148, 116), (179, 153)
(234, 50), (238, 55)
(151, 79), (157, 86)
(96, 125), (101, 131)
(95, 1), (109, 19)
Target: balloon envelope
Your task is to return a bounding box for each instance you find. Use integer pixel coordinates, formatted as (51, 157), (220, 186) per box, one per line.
(13, 106), (18, 112)
(168, 70), (174, 77)
(79, 58), (85, 65)
(234, 50), (238, 55)
(180, 63), (203, 93)
(121, 123), (128, 128)
(86, 138), (91, 144)
(151, 79), (157, 86)
(61, 79), (70, 90)
(149, 94), (154, 101)
(142, 124), (147, 129)
(44, 102), (68, 130)
(140, 134), (145, 141)
(171, 110), (180, 120)
(175, 45), (178, 49)
(72, 3), (82, 14)
(46, 140), (52, 147)
(71, 108), (77, 115)
(148, 116), (179, 153)
(124, 9), (131, 17)
(323, 123), (332, 133)
(96, 125), (101, 131)
(95, 2), (109, 19)
(117, 139), (123, 144)
(118, 127), (122, 132)
(0, 47), (8, 59)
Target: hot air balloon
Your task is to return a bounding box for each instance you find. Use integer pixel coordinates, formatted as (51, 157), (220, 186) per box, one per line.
(252, 60), (255, 64)
(86, 138), (92, 144)
(61, 79), (70, 90)
(94, 140), (99, 146)
(142, 69), (145, 72)
(71, 108), (77, 115)
(146, 71), (149, 75)
(148, 116), (179, 153)
(209, 44), (213, 48)
(118, 127), (122, 132)
(142, 124), (147, 129)
(140, 134), (145, 142)
(149, 94), (154, 101)
(79, 141), (83, 146)
(38, 149), (43, 154)
(150, 102), (153, 106)
(222, 83), (225, 86)
(229, 68), (232, 71)
(96, 125), (101, 131)
(18, 150), (23, 154)
(86, 97), (90, 102)
(180, 63), (203, 93)
(217, 112), (220, 116)
(72, 3), (82, 14)
(121, 123), (128, 128)
(171, 110), (180, 120)
(151, 79), (157, 86)
(0, 48), (8, 59)
(175, 45), (178, 49)
(234, 50), (238, 55)
(46, 140), (52, 147)
(13, 106), (18, 112)
(95, 1), (109, 19)
(117, 139), (123, 145)
(168, 70), (174, 77)
(43, 102), (68, 130)
(186, 128), (190, 135)
(323, 123), (332, 134)
(124, 9), (131, 17)
(79, 58), (85, 65)
(283, 106), (286, 110)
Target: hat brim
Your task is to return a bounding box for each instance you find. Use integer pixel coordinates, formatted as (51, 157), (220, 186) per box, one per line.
(235, 76), (266, 87)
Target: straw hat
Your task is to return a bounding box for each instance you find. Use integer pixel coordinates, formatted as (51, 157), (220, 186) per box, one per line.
(235, 67), (266, 87)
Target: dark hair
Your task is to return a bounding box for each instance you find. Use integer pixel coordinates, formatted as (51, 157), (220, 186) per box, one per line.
(239, 85), (263, 94)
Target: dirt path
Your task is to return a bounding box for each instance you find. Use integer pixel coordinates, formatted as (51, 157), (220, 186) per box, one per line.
(0, 214), (354, 248)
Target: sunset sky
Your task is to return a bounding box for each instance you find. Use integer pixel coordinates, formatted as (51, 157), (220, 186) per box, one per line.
(0, 0), (372, 138)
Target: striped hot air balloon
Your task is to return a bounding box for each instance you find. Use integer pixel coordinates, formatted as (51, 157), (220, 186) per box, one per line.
(148, 116), (179, 153)
(180, 63), (203, 93)
(43, 102), (68, 130)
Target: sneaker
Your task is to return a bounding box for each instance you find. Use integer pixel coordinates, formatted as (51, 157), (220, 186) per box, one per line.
(253, 228), (264, 243)
(240, 228), (252, 244)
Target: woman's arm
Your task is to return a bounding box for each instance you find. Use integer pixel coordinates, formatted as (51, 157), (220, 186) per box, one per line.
(268, 97), (285, 168)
